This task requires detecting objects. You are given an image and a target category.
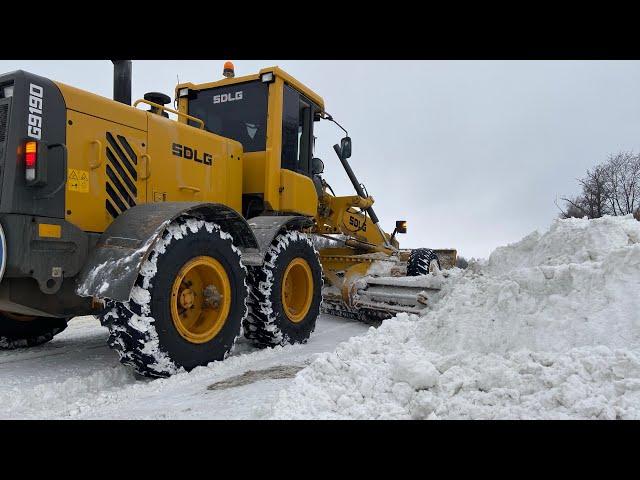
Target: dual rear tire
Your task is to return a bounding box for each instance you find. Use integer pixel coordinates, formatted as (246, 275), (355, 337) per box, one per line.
(100, 219), (321, 378)
(244, 231), (322, 348)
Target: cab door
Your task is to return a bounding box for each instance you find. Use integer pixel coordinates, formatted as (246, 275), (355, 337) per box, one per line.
(279, 84), (319, 216)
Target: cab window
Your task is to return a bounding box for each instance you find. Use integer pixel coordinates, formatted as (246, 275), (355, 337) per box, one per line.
(187, 80), (269, 152)
(282, 84), (317, 175)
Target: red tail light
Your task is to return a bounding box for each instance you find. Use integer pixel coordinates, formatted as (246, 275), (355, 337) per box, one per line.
(25, 141), (37, 181)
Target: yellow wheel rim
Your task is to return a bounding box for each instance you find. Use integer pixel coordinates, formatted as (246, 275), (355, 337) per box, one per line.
(281, 258), (314, 323)
(171, 256), (231, 344)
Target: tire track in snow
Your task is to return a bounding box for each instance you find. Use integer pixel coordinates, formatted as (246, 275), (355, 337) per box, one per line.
(0, 314), (369, 419)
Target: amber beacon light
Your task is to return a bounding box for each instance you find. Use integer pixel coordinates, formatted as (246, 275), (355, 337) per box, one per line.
(223, 61), (235, 78)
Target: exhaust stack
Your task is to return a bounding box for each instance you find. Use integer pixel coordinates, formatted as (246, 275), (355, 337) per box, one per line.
(111, 60), (131, 105)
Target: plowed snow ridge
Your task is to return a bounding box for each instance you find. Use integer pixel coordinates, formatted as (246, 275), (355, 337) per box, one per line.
(269, 215), (640, 419)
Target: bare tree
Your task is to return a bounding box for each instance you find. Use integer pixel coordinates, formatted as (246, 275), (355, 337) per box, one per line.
(558, 197), (588, 219)
(559, 151), (640, 220)
(604, 152), (640, 215)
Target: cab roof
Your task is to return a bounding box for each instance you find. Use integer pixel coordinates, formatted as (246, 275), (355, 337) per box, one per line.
(176, 66), (325, 111)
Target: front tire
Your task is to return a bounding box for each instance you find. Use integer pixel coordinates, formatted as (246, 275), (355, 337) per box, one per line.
(100, 218), (248, 378)
(407, 248), (441, 276)
(244, 231), (322, 348)
(0, 312), (68, 349)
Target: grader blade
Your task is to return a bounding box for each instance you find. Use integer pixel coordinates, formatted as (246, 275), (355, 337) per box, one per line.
(432, 249), (458, 270)
(319, 251), (454, 324)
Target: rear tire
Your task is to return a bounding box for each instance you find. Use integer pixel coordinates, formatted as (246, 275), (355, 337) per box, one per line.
(407, 248), (441, 276)
(0, 312), (68, 349)
(244, 231), (322, 348)
(100, 217), (248, 378)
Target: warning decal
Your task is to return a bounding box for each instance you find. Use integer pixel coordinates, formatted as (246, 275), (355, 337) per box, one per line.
(68, 169), (89, 193)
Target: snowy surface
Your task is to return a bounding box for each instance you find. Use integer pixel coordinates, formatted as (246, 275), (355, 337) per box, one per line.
(0, 314), (369, 419)
(3, 215), (639, 419)
(268, 215), (640, 419)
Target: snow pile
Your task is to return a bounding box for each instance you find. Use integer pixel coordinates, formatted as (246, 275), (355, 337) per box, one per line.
(269, 215), (640, 419)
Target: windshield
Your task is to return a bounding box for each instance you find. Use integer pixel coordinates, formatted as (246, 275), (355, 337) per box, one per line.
(187, 80), (269, 152)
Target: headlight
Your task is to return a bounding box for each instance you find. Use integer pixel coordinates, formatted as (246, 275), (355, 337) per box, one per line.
(260, 72), (275, 83)
(2, 85), (13, 98)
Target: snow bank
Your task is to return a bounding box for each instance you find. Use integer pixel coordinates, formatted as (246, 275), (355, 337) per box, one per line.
(269, 215), (640, 419)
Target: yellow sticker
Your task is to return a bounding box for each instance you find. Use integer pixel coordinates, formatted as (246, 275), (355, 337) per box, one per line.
(68, 169), (89, 193)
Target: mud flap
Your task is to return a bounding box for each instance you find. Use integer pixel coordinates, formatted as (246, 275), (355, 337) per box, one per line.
(75, 202), (259, 302)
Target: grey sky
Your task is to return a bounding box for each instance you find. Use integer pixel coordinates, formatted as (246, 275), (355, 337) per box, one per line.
(2, 60), (638, 258)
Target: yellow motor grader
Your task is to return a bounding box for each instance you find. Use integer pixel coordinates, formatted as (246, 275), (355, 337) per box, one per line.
(0, 60), (455, 376)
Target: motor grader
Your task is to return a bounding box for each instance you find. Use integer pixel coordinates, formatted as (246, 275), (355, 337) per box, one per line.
(0, 61), (455, 376)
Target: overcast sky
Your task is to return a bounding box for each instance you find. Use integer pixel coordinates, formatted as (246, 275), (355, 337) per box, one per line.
(2, 60), (639, 258)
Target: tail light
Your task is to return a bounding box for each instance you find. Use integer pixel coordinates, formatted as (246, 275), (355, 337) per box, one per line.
(25, 140), (37, 181)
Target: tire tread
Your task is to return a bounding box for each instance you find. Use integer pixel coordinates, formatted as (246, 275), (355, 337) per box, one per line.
(407, 248), (440, 276)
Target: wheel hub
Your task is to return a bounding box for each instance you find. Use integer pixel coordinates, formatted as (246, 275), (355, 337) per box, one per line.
(203, 284), (222, 309)
(171, 256), (231, 344)
(281, 258), (314, 323)
(179, 288), (195, 309)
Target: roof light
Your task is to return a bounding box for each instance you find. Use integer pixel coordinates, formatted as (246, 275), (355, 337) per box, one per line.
(223, 61), (235, 78)
(178, 88), (189, 98)
(25, 141), (37, 182)
(2, 85), (13, 98)
(261, 72), (275, 83)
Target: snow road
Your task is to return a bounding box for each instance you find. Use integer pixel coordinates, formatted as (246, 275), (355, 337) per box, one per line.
(0, 314), (369, 419)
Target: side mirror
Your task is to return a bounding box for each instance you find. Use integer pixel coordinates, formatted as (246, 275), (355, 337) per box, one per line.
(395, 220), (407, 234)
(340, 136), (352, 159)
(312, 157), (325, 175)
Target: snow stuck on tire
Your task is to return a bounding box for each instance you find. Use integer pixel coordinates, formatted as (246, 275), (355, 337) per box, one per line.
(268, 215), (640, 419)
(101, 217), (247, 378)
(244, 230), (320, 346)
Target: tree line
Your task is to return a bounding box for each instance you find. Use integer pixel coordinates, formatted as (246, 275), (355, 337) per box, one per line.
(559, 151), (640, 220)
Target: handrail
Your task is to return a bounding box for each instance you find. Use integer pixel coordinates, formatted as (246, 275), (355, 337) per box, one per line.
(89, 140), (103, 169)
(179, 185), (201, 193)
(140, 154), (151, 179)
(133, 99), (205, 130)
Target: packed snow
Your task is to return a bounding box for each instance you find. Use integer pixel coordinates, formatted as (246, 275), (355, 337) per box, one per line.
(0, 314), (369, 419)
(268, 215), (640, 419)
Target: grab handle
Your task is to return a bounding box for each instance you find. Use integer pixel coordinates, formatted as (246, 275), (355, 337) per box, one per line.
(140, 154), (151, 179)
(89, 140), (103, 170)
(133, 99), (205, 130)
(179, 185), (201, 193)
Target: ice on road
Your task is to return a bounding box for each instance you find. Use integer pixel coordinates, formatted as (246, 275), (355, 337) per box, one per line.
(0, 314), (370, 419)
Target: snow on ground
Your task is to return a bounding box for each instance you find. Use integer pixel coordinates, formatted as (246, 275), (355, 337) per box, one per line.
(0, 314), (369, 419)
(268, 215), (640, 419)
(3, 215), (638, 419)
